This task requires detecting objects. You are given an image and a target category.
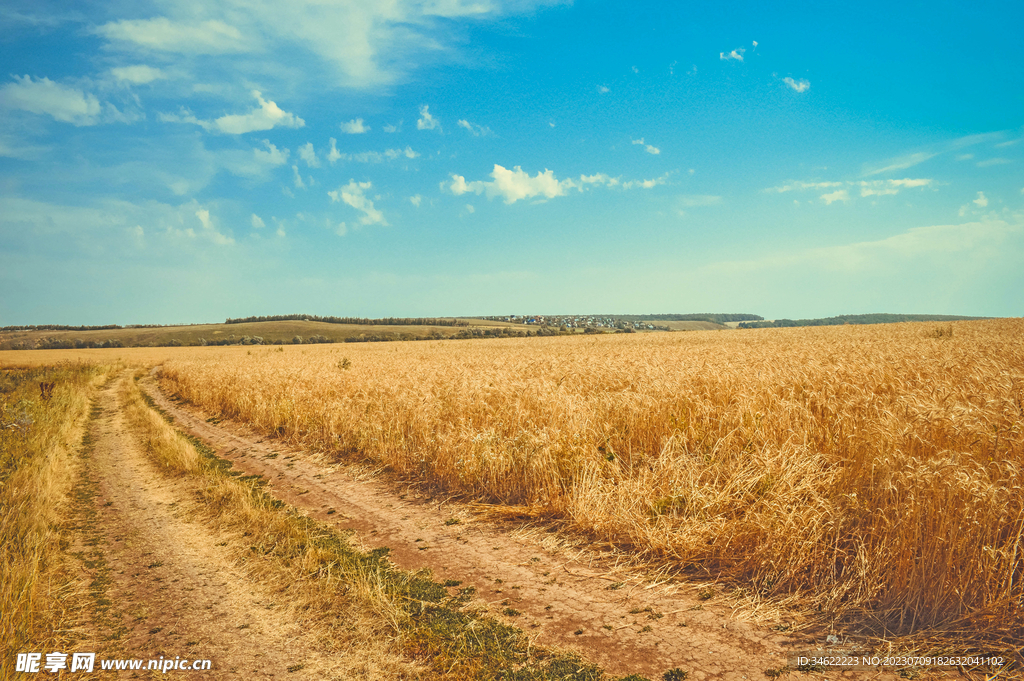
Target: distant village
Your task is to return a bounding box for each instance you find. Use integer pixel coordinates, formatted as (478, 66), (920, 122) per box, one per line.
(486, 315), (665, 331)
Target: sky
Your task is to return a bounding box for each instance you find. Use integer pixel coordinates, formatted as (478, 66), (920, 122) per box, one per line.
(1, 0), (1022, 325)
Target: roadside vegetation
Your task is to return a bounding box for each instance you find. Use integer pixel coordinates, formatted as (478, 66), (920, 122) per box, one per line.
(157, 319), (1024, 656)
(0, 362), (113, 679)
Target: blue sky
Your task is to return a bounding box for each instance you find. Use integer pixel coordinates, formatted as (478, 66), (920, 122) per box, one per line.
(1, 0), (1022, 325)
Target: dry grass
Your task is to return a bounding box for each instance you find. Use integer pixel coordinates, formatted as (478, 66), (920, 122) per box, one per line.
(0, 362), (113, 679)
(156, 320), (1024, 651)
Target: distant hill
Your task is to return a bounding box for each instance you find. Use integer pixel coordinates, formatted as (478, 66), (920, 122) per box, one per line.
(738, 313), (991, 329)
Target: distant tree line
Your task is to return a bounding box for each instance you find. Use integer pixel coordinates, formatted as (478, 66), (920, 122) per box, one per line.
(1, 324), (123, 332)
(738, 313), (990, 329)
(1, 323), (175, 332)
(224, 314), (469, 327)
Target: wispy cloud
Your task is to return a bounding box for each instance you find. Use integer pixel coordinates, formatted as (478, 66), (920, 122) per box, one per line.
(0, 75), (102, 125)
(109, 65), (165, 84)
(977, 158), (1011, 167)
(631, 138), (661, 155)
(96, 17), (248, 55)
(719, 48), (745, 61)
(457, 119), (491, 136)
(973, 191), (988, 207)
(597, 85), (610, 94)
(864, 152), (937, 176)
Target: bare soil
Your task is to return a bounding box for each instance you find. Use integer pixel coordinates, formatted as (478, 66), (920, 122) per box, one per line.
(143, 374), (859, 681)
(67, 374), (375, 679)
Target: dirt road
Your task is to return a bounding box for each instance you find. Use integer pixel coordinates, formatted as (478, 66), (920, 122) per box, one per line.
(67, 374), (414, 679)
(141, 373), (828, 680)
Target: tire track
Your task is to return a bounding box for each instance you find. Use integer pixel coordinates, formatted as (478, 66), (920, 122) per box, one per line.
(72, 373), (360, 679)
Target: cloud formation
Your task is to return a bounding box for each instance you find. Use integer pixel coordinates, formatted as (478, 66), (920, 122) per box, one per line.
(457, 119), (491, 136)
(298, 142), (320, 167)
(820, 189), (850, 204)
(160, 90), (304, 134)
(417, 105), (439, 130)
(783, 77), (810, 93)
(96, 18), (248, 55)
(328, 180), (386, 226)
(0, 75), (102, 125)
(447, 165), (669, 204)
(110, 65), (165, 84)
(631, 138), (661, 155)
(340, 118), (369, 134)
(720, 48), (745, 61)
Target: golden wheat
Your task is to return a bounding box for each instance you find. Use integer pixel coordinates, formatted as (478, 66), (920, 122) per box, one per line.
(156, 320), (1024, 646)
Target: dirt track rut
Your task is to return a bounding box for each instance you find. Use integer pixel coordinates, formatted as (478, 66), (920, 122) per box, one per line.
(71, 374), (354, 678)
(144, 373), (823, 680)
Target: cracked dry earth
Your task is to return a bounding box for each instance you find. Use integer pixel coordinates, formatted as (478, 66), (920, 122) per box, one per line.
(69, 375), (348, 679)
(142, 373), (875, 681)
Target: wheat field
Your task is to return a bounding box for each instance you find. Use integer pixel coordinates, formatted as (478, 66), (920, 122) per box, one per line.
(157, 320), (1024, 646)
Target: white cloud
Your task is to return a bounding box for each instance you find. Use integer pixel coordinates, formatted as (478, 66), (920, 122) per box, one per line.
(977, 158), (1011, 167)
(384, 146), (419, 159)
(327, 146), (419, 163)
(210, 90), (304, 134)
(448, 165), (570, 204)
(465, 204), (475, 213)
(298, 142), (320, 168)
(458, 119), (491, 136)
(327, 137), (342, 164)
(767, 181), (844, 193)
(0, 75), (101, 125)
(109, 65), (165, 84)
(162, 90), (304, 134)
(720, 48), (745, 61)
(253, 140), (289, 166)
(783, 77), (810, 93)
(448, 166), (670, 204)
(340, 118), (369, 134)
(96, 17), (247, 54)
(194, 208), (233, 245)
(865, 152), (937, 175)
(956, 153), (974, 161)
(409, 194), (422, 207)
(632, 66), (639, 74)
(621, 173), (670, 190)
(383, 122), (400, 133)
(597, 85), (610, 94)
(752, 40), (758, 48)
(251, 214), (265, 229)
(973, 191), (988, 207)
(995, 138), (1021, 148)
(631, 137), (660, 155)
(328, 180), (386, 226)
(771, 178), (933, 200)
(417, 105), (439, 131)
(821, 189), (850, 204)
(292, 165), (306, 189)
(858, 178), (934, 197)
